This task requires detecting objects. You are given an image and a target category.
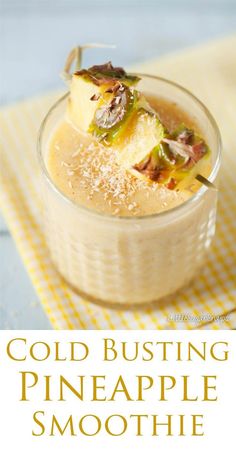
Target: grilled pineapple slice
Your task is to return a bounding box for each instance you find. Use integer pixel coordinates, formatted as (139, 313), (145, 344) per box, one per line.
(67, 75), (102, 132)
(66, 62), (140, 133)
(115, 108), (165, 173)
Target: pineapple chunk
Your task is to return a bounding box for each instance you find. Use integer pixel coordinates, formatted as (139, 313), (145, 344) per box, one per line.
(172, 153), (210, 190)
(115, 109), (165, 171)
(66, 62), (140, 134)
(66, 75), (101, 133)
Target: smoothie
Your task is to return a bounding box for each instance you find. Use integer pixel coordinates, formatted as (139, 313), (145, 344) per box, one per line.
(38, 64), (221, 305)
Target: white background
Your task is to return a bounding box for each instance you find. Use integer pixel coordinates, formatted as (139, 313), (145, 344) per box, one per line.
(0, 330), (235, 448)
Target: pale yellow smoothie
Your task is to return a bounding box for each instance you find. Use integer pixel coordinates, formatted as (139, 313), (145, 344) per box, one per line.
(38, 73), (221, 306)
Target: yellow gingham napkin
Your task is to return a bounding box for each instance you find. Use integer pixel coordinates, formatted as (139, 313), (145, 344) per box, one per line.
(0, 35), (236, 330)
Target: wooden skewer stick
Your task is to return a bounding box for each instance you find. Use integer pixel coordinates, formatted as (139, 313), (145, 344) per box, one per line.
(61, 43), (116, 82)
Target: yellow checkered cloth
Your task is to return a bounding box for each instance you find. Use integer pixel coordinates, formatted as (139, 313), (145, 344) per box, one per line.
(0, 35), (236, 330)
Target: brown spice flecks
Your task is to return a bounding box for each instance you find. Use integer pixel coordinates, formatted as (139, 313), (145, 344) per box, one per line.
(90, 93), (101, 101)
(166, 178), (177, 190)
(133, 155), (161, 182)
(105, 82), (121, 94)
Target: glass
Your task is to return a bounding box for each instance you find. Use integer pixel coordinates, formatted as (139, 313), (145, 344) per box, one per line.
(37, 75), (221, 306)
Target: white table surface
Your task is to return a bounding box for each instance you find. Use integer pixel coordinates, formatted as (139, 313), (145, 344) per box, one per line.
(1, 0), (236, 329)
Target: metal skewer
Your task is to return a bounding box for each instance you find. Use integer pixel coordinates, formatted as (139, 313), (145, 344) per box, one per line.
(196, 174), (217, 190)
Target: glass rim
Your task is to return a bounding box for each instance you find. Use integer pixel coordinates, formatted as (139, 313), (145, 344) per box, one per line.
(37, 73), (222, 223)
